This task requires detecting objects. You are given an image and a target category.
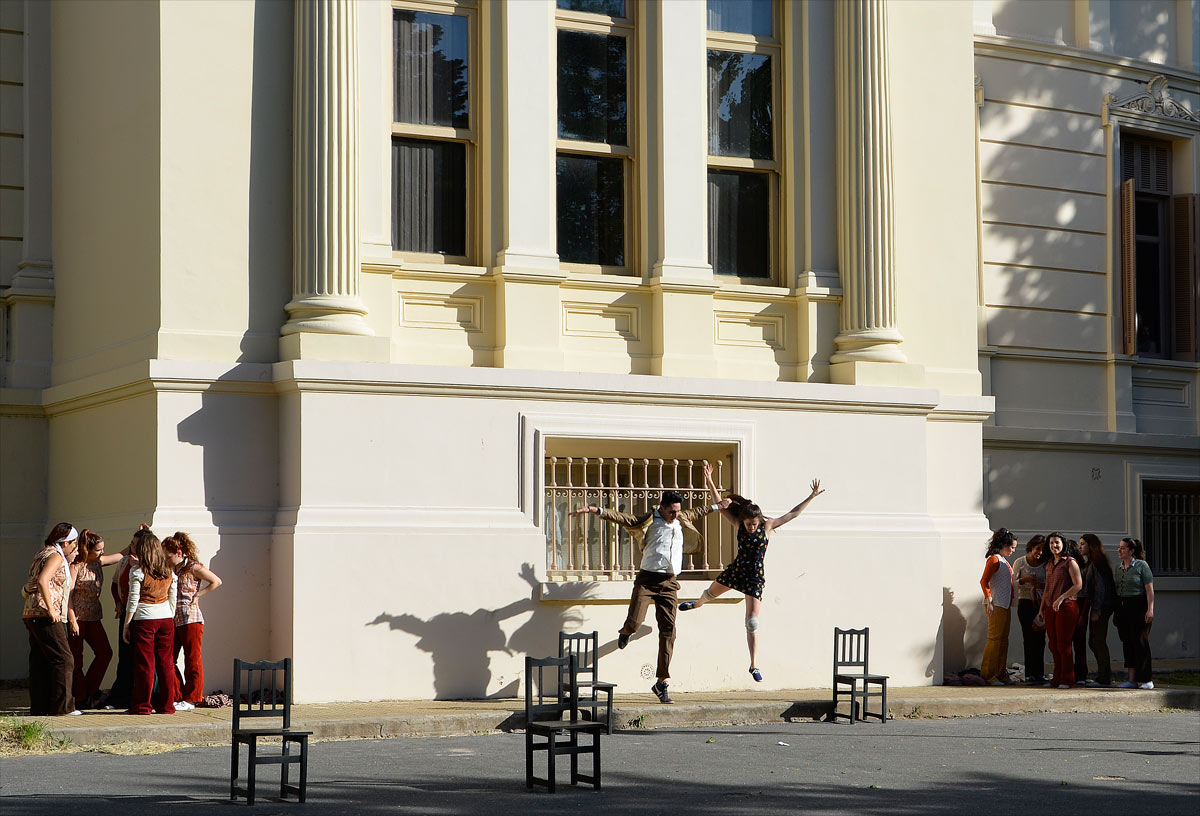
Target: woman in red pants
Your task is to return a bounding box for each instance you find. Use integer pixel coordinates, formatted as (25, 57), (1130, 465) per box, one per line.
(1041, 533), (1083, 688)
(66, 530), (124, 708)
(122, 531), (178, 714)
(163, 532), (222, 708)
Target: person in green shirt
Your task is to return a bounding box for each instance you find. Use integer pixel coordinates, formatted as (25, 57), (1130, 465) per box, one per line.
(1114, 538), (1155, 689)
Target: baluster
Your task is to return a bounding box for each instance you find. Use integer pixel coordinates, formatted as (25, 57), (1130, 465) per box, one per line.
(581, 457), (591, 571)
(566, 457), (576, 572)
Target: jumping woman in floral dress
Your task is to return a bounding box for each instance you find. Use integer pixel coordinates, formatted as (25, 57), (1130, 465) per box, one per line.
(679, 462), (824, 682)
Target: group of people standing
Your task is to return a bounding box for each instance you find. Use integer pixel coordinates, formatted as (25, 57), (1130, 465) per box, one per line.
(980, 529), (1156, 690)
(21, 522), (221, 716)
(571, 462), (824, 702)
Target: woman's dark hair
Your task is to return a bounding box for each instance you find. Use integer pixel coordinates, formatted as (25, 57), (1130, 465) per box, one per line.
(1026, 534), (1046, 556)
(1120, 537), (1147, 561)
(726, 494), (763, 525)
(1045, 532), (1079, 561)
(986, 527), (1016, 557)
(44, 522), (74, 548)
(74, 530), (104, 564)
(1080, 534), (1113, 582)
(162, 531), (199, 564)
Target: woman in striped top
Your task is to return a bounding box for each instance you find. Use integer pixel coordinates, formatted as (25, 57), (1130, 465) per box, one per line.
(163, 532), (222, 708)
(67, 530), (123, 708)
(122, 531), (178, 715)
(979, 528), (1018, 685)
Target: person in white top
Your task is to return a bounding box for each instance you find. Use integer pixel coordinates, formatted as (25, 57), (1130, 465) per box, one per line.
(571, 491), (726, 703)
(122, 530), (178, 715)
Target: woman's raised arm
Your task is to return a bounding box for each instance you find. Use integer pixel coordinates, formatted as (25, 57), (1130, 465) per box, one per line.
(765, 480), (825, 533)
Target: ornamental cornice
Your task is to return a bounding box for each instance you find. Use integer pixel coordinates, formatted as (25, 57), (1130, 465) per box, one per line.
(1107, 75), (1200, 124)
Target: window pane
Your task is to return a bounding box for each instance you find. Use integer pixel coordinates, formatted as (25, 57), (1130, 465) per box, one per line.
(394, 10), (469, 128)
(392, 138), (466, 256)
(558, 30), (627, 145)
(1134, 241), (1166, 355)
(557, 0), (626, 16)
(708, 50), (772, 159)
(1134, 199), (1159, 237)
(708, 170), (769, 277)
(557, 155), (625, 266)
(707, 0), (773, 36)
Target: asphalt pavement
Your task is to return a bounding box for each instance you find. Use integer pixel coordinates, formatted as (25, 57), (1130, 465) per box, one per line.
(2, 712), (1197, 815)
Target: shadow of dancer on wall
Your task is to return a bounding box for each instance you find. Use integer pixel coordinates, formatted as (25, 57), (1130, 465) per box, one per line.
(368, 563), (586, 700)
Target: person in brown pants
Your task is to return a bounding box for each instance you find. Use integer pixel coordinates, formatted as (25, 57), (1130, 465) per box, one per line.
(571, 491), (724, 703)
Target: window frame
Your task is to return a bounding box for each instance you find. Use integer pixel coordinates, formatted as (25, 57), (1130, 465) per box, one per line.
(554, 1), (637, 276)
(705, 0), (782, 284)
(390, 0), (479, 266)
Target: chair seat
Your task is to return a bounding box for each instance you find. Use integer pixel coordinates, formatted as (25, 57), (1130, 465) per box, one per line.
(233, 727), (313, 738)
(528, 718), (606, 734)
(835, 672), (888, 682)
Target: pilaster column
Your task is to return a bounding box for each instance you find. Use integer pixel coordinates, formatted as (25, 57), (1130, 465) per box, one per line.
(282, 0), (373, 341)
(831, 0), (906, 372)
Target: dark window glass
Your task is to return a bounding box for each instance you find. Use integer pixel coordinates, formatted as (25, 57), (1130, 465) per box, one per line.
(392, 138), (466, 256)
(708, 170), (769, 277)
(394, 10), (469, 128)
(558, 30), (627, 145)
(1134, 199), (1159, 237)
(707, 0), (773, 36)
(708, 50), (772, 159)
(557, 0), (625, 16)
(557, 155), (625, 265)
(1135, 239), (1165, 355)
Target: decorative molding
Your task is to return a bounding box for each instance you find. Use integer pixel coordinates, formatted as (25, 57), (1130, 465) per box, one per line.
(974, 74), (984, 109)
(561, 302), (640, 342)
(1108, 76), (1200, 124)
(400, 294), (483, 333)
(714, 311), (785, 350)
(1132, 376), (1191, 409)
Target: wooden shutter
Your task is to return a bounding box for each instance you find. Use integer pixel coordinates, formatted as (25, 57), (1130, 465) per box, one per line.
(1171, 194), (1199, 362)
(1120, 178), (1136, 355)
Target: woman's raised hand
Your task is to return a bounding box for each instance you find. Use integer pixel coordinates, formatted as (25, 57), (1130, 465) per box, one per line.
(809, 479), (824, 498)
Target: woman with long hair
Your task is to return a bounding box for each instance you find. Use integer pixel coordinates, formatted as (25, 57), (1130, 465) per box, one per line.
(1114, 537), (1155, 689)
(104, 524), (150, 710)
(678, 462), (824, 683)
(1041, 533), (1083, 688)
(979, 528), (1018, 685)
(162, 532), (222, 708)
(123, 530), (178, 714)
(22, 523), (81, 716)
(1079, 534), (1116, 686)
(66, 530), (123, 708)
(1012, 535), (1047, 684)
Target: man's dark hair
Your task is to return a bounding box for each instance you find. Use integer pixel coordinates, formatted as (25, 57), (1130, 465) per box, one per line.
(660, 490), (684, 507)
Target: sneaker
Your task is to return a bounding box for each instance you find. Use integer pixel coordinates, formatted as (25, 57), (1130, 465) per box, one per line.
(1075, 680), (1087, 686)
(1117, 681), (1137, 689)
(1042, 682), (1054, 688)
(1057, 684), (1070, 689)
(66, 710), (82, 716)
(1084, 680), (1100, 687)
(103, 704), (116, 710)
(174, 701), (195, 711)
(617, 633), (629, 650)
(679, 601), (697, 612)
(651, 680), (673, 704)
(989, 680), (1005, 687)
(1139, 681), (1154, 690)
(750, 667), (763, 683)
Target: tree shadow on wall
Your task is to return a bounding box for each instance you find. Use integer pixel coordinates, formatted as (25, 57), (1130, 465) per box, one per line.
(367, 563), (590, 700)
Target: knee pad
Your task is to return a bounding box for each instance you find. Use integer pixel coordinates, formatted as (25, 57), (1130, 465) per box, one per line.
(745, 616), (760, 634)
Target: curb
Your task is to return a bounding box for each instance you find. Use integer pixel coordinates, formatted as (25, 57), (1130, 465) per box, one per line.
(39, 688), (1199, 748)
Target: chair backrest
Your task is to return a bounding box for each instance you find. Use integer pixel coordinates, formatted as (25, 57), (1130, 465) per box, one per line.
(558, 631), (600, 683)
(833, 627), (870, 675)
(525, 655), (580, 723)
(232, 658), (293, 731)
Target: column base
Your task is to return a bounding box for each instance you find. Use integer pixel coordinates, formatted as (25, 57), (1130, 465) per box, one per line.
(830, 359), (926, 387)
(279, 332), (390, 362)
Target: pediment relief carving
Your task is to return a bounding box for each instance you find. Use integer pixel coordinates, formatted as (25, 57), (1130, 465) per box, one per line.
(1108, 75), (1199, 124)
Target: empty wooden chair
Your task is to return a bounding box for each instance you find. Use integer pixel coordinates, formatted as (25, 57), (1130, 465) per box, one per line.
(558, 630), (617, 734)
(525, 655), (603, 793)
(230, 658), (312, 804)
(832, 627), (888, 724)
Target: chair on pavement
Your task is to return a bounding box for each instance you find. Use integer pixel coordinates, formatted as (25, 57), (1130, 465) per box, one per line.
(558, 630), (617, 734)
(832, 627), (889, 724)
(231, 657), (312, 805)
(525, 655), (603, 793)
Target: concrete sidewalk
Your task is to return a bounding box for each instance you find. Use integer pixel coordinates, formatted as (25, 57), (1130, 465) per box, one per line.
(5, 680), (1199, 749)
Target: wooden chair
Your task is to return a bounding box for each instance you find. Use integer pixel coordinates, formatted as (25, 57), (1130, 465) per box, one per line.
(525, 655), (603, 793)
(558, 630), (617, 734)
(230, 658), (312, 805)
(832, 628), (889, 724)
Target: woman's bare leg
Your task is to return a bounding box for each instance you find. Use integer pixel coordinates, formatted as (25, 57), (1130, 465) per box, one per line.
(745, 596), (763, 669)
(686, 581), (732, 609)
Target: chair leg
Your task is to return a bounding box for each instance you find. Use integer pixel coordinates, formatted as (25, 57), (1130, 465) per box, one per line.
(230, 739), (239, 801)
(547, 733), (556, 794)
(525, 732), (534, 789)
(570, 730), (579, 785)
(881, 682), (888, 723)
(593, 732), (602, 790)
(246, 736), (257, 806)
(281, 740), (290, 799)
(299, 737), (308, 803)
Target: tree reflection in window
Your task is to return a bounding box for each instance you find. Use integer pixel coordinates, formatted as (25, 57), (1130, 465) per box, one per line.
(707, 50), (772, 159)
(558, 30), (627, 145)
(557, 155), (624, 266)
(557, 0), (626, 16)
(393, 10), (468, 129)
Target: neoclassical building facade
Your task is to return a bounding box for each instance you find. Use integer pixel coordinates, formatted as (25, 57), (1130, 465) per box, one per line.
(0, 0), (1195, 701)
